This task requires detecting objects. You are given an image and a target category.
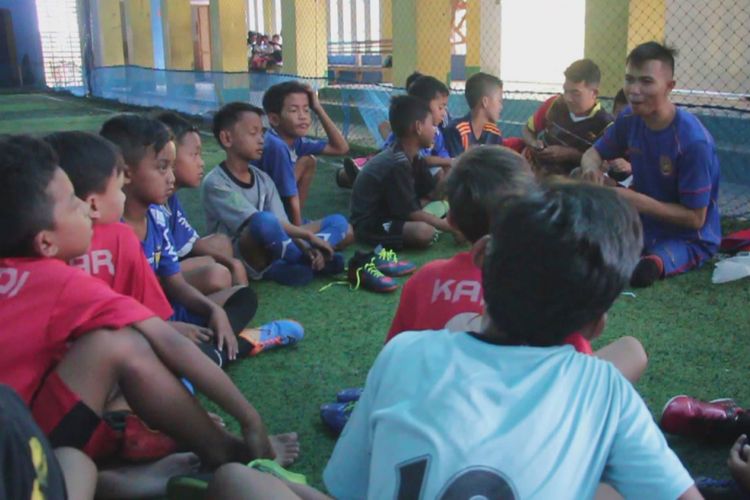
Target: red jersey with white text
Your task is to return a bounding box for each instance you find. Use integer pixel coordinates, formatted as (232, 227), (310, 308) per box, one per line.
(70, 223), (173, 320)
(386, 251), (592, 353)
(0, 258), (154, 404)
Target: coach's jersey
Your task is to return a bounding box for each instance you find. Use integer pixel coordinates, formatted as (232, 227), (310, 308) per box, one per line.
(141, 205), (181, 278)
(324, 331), (693, 499)
(164, 194), (199, 258)
(595, 106), (720, 250)
(70, 223), (173, 320)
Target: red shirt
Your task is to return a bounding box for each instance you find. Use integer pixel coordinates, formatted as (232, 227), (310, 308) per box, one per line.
(386, 251), (593, 353)
(70, 223), (173, 320)
(0, 258), (155, 404)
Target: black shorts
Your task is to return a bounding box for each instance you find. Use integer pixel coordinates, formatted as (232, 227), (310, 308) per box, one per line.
(1, 384), (67, 500)
(354, 218), (407, 249)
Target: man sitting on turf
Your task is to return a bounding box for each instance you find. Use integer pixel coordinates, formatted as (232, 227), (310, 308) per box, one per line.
(581, 41), (720, 287)
(522, 58), (613, 177)
(203, 102), (353, 287)
(258, 81), (349, 225)
(325, 182), (700, 499)
(443, 72), (505, 157)
(387, 146), (647, 384)
(351, 95), (462, 249)
(156, 111), (249, 292)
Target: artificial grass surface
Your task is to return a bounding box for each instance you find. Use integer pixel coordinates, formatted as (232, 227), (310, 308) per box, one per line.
(5, 92), (750, 490)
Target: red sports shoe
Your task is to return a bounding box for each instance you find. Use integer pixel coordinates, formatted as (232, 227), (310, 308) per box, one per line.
(660, 395), (749, 442)
(120, 413), (178, 462)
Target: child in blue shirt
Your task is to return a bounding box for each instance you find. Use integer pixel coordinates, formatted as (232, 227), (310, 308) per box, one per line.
(258, 81), (349, 225)
(444, 72), (505, 157)
(581, 42), (720, 287)
(156, 112), (249, 294)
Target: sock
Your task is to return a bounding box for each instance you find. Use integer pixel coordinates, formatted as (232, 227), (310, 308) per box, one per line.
(316, 214), (349, 248)
(248, 211), (303, 263)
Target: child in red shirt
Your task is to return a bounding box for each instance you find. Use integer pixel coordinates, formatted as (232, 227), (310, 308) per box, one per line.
(387, 146), (648, 383)
(0, 136), (297, 494)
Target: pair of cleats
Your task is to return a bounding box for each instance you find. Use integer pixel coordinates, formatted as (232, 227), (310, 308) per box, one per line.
(348, 245), (416, 293)
(320, 387), (363, 435)
(266, 252), (346, 286)
(660, 395), (750, 442)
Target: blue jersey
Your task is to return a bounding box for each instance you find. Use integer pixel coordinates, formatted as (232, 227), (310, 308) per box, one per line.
(254, 128), (327, 197)
(595, 106), (720, 249)
(164, 194), (199, 258)
(141, 205), (181, 277)
(383, 127), (451, 159)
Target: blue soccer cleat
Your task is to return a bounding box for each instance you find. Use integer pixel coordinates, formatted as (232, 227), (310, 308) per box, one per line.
(373, 245), (416, 277)
(320, 401), (356, 435)
(347, 251), (399, 293)
(317, 252), (346, 276)
(336, 387), (364, 403)
(239, 320), (304, 357)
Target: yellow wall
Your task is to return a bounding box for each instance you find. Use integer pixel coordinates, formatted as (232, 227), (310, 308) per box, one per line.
(95, 0), (125, 66)
(281, 0), (328, 78)
(465, 0), (480, 70)
(380, 0), (392, 40)
(161, 0), (193, 70)
(263, 0), (275, 35)
(584, 0), (628, 96)
(124, 0), (154, 67)
(628, 0), (665, 51)
(393, 0), (452, 85)
(210, 0), (248, 72)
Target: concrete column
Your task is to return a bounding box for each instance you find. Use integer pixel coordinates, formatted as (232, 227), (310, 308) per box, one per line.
(628, 0), (665, 51)
(465, 0), (481, 77)
(392, 0), (452, 85)
(479, 0), (501, 77)
(280, 0), (328, 78)
(380, 0), (392, 40)
(161, 0), (192, 70)
(91, 0), (125, 66)
(123, 0), (155, 67)
(263, 0), (275, 35)
(584, 0), (628, 97)
(210, 0), (249, 72)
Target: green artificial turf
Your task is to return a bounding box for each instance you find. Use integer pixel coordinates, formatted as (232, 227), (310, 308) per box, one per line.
(5, 92), (750, 490)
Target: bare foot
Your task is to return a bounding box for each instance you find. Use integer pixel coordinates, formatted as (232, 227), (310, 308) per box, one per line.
(269, 433), (300, 467)
(97, 452), (201, 498)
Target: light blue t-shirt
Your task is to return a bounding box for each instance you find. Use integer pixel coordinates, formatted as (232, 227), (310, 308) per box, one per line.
(324, 330), (693, 500)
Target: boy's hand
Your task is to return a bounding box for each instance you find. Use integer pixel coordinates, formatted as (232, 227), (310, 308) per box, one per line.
(607, 158), (632, 176)
(535, 145), (577, 164)
(728, 435), (750, 491)
(172, 321), (214, 344)
(230, 258), (249, 286)
(307, 248), (326, 271)
(308, 234), (334, 259)
(302, 83), (322, 112)
(208, 307), (238, 361)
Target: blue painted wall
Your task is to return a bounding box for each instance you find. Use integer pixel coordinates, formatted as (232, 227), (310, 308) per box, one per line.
(0, 0), (44, 86)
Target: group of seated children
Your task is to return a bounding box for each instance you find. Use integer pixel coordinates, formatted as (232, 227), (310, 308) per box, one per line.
(0, 40), (730, 499)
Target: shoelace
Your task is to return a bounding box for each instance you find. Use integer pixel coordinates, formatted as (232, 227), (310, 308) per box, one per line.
(377, 248), (399, 263)
(318, 258), (386, 292)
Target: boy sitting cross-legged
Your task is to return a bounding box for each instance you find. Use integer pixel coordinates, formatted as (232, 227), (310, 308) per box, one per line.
(101, 115), (303, 363)
(0, 136), (298, 492)
(203, 102), (354, 287)
(258, 80), (349, 225)
(325, 182), (699, 499)
(351, 95), (462, 249)
(387, 147), (647, 384)
(155, 111), (249, 293)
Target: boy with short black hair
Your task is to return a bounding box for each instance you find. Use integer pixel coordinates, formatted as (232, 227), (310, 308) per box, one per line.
(205, 102), (353, 287)
(444, 72), (505, 156)
(387, 147), (647, 384)
(325, 182), (700, 499)
(259, 80), (349, 225)
(351, 95), (461, 249)
(156, 111), (249, 293)
(581, 41), (721, 288)
(0, 136), (293, 482)
(523, 58), (613, 176)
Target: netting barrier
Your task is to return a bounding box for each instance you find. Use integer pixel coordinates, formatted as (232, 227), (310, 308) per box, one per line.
(43, 0), (750, 217)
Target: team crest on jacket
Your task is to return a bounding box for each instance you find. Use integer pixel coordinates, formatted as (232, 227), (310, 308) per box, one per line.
(659, 155), (674, 176)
